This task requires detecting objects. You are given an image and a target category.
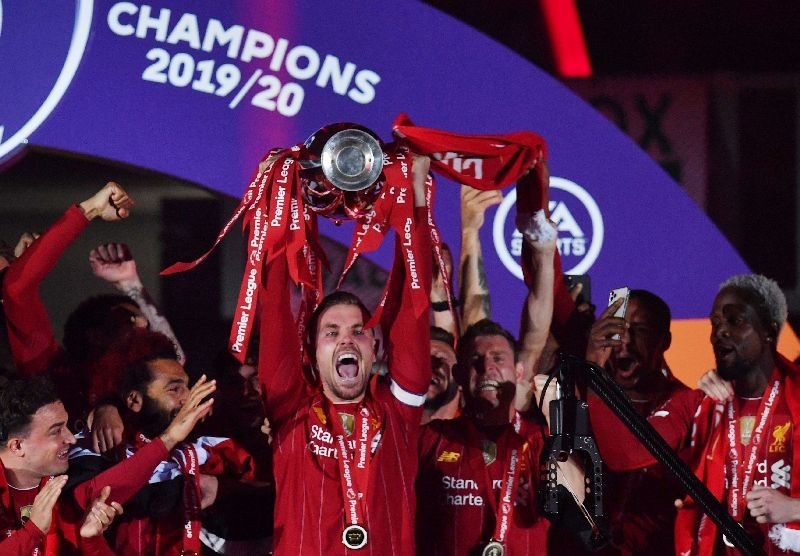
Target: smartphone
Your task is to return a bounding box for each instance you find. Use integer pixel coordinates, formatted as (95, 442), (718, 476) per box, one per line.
(564, 274), (591, 306)
(607, 286), (631, 340)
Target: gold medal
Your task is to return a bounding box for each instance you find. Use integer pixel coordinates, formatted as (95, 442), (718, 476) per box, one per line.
(482, 541), (504, 556)
(481, 439), (497, 465)
(342, 524), (368, 549)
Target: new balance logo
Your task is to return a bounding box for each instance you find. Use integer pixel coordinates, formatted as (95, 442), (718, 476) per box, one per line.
(437, 451), (460, 463)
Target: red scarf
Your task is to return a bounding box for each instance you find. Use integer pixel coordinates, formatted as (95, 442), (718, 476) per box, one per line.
(674, 354), (800, 554)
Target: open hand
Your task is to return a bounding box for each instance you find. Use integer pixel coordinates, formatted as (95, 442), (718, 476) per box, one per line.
(461, 185), (502, 232)
(697, 369), (734, 403)
(29, 475), (68, 534)
(159, 375), (216, 450)
(585, 300), (626, 367)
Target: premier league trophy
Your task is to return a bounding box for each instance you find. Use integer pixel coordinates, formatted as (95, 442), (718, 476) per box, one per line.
(299, 123), (386, 220)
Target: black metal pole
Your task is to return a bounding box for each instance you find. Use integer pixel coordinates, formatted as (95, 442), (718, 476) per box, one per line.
(562, 355), (764, 556)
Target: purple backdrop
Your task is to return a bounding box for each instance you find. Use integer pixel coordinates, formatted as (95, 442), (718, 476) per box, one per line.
(0, 0), (749, 334)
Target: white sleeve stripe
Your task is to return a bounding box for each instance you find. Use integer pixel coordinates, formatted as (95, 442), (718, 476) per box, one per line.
(390, 379), (427, 407)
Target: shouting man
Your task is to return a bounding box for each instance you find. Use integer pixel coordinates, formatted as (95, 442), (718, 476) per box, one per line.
(260, 155), (432, 554)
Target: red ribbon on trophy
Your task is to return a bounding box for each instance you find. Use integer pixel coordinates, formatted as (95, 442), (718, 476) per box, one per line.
(161, 114), (550, 364)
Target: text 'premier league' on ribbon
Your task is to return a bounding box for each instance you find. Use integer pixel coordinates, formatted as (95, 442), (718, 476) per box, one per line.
(160, 114), (549, 363)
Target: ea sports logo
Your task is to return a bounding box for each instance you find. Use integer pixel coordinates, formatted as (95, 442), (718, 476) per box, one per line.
(0, 2), (93, 161)
(492, 177), (604, 279)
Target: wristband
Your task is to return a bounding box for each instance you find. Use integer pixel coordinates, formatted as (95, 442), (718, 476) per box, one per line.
(431, 299), (459, 312)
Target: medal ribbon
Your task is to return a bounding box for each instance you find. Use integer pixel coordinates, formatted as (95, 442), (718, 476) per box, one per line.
(468, 423), (526, 546)
(323, 402), (377, 532)
(337, 150), (396, 285)
(425, 174), (457, 320)
(338, 144), (428, 328)
(177, 444), (203, 556)
(134, 433), (202, 555)
(725, 372), (781, 520)
(161, 146), (326, 364)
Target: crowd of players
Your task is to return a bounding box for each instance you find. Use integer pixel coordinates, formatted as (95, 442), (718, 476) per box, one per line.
(0, 154), (798, 555)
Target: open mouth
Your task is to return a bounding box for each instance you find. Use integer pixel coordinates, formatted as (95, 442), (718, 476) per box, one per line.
(714, 345), (736, 362)
(478, 380), (501, 391)
(614, 356), (638, 378)
(57, 448), (70, 460)
(336, 353), (360, 381)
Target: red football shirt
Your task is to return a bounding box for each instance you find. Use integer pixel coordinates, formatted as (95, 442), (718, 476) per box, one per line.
(8, 485), (37, 528)
(417, 415), (549, 555)
(260, 209), (432, 556)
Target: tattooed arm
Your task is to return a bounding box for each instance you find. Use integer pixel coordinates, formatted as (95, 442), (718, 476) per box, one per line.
(458, 185), (502, 332)
(89, 242), (186, 365)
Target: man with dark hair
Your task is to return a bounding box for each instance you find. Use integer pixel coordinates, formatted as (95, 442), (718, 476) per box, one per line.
(259, 155), (432, 555)
(0, 375), (124, 554)
(67, 328), (264, 555)
(202, 344), (267, 476)
(584, 288), (702, 555)
(422, 326), (461, 424)
(587, 289), (677, 406)
(197, 345), (273, 554)
(416, 219), (589, 554)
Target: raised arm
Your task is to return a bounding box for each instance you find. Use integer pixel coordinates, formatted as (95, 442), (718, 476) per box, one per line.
(2, 183), (133, 375)
(458, 185), (503, 331)
(516, 213), (557, 412)
(381, 155), (433, 401)
(89, 242), (186, 365)
(258, 254), (306, 427)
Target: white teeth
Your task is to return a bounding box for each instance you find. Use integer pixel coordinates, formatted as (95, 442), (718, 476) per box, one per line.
(479, 380), (501, 391)
(337, 353), (357, 363)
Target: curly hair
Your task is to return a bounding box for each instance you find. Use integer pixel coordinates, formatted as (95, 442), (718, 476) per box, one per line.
(89, 329), (178, 404)
(720, 274), (788, 332)
(0, 375), (60, 442)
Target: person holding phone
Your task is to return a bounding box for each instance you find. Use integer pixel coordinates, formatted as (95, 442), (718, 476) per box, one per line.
(584, 289), (703, 556)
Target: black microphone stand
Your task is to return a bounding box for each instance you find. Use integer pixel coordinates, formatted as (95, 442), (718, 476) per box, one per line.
(542, 353), (763, 556)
